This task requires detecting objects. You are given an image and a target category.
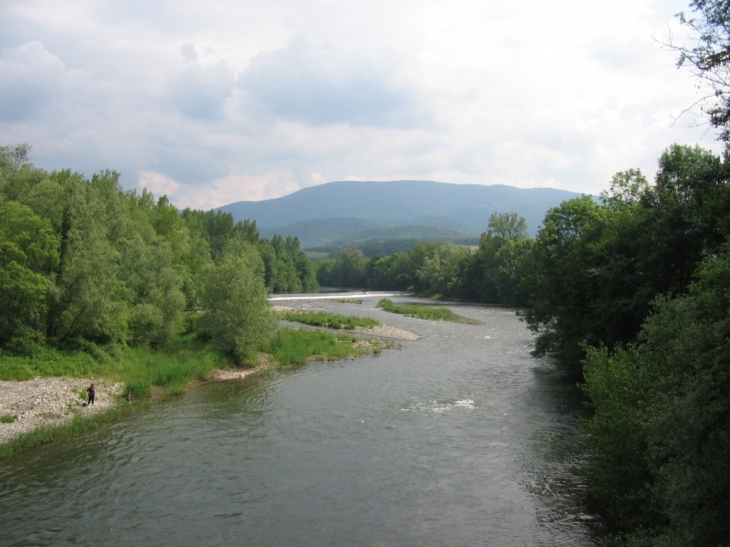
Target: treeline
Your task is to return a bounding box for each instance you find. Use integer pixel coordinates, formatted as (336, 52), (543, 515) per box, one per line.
(316, 210), (530, 302)
(309, 235), (480, 259)
(317, 144), (730, 545)
(0, 145), (316, 362)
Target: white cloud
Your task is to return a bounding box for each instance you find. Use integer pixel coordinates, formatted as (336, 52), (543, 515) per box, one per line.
(139, 169), (299, 209)
(138, 171), (181, 197)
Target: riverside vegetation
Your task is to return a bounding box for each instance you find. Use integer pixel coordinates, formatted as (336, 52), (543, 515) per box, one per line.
(3, 3), (730, 542)
(376, 299), (480, 324)
(0, 146), (389, 456)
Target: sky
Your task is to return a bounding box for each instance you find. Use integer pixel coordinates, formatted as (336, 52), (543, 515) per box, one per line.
(0, 0), (722, 210)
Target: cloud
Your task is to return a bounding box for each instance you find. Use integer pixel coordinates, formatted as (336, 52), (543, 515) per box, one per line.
(138, 169), (300, 209)
(167, 61), (233, 120)
(0, 41), (64, 121)
(238, 36), (426, 127)
(180, 43), (198, 62)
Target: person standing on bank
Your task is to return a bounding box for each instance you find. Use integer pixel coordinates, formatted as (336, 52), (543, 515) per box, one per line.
(87, 383), (96, 406)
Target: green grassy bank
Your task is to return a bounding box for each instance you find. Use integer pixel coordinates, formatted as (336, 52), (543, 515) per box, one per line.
(276, 310), (380, 330)
(376, 299), (481, 324)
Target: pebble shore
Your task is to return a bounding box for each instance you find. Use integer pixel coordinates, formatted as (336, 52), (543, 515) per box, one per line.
(0, 377), (124, 444)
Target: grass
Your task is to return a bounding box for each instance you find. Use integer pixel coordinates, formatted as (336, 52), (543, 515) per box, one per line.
(1, 414), (17, 424)
(376, 299), (481, 324)
(277, 310), (380, 330)
(266, 328), (383, 365)
(0, 347), (102, 381)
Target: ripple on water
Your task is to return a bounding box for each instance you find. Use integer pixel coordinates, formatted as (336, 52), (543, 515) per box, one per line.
(400, 398), (477, 413)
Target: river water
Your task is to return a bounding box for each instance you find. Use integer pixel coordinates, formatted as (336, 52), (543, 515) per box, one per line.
(0, 297), (595, 546)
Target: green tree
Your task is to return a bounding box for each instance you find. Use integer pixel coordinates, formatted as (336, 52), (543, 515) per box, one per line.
(333, 248), (366, 288)
(199, 243), (274, 364)
(518, 196), (607, 366)
(582, 246), (730, 545)
(118, 235), (185, 347)
(45, 172), (128, 345)
(487, 211), (528, 240)
(0, 202), (59, 353)
(416, 244), (468, 297)
(459, 212), (531, 305)
(0, 143), (32, 177)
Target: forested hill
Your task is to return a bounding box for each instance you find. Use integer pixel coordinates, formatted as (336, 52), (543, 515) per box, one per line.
(217, 180), (584, 241)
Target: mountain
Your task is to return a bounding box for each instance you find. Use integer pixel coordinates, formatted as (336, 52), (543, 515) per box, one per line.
(218, 180), (586, 248)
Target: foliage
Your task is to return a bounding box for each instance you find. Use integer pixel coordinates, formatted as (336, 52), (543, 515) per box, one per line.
(376, 299), (480, 324)
(582, 247), (730, 546)
(265, 328), (384, 366)
(277, 310), (380, 330)
(519, 153), (730, 373)
(198, 243), (275, 364)
(416, 243), (469, 296)
(0, 201), (59, 353)
(317, 214), (531, 305)
(0, 346), (100, 380)
(258, 234), (319, 293)
(459, 212), (532, 305)
(0, 145), (321, 360)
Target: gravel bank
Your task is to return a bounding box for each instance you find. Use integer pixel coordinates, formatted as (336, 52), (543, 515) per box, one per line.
(351, 325), (421, 341)
(0, 377), (124, 444)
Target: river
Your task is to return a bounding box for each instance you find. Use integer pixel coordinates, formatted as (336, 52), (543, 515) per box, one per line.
(0, 297), (595, 546)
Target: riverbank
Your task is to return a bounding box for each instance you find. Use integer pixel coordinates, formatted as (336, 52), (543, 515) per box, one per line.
(0, 320), (417, 450)
(0, 366), (270, 446)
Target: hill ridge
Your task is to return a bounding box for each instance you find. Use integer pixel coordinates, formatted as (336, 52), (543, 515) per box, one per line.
(218, 180), (585, 247)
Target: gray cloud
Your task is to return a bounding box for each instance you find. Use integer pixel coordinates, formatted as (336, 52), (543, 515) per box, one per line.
(180, 43), (198, 62)
(239, 36), (426, 128)
(0, 41), (64, 121)
(167, 61), (233, 120)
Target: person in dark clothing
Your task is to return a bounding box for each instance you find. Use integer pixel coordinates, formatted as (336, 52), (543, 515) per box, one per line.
(87, 383), (96, 405)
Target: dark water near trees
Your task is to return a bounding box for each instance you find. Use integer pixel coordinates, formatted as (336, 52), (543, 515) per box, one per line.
(0, 298), (595, 546)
